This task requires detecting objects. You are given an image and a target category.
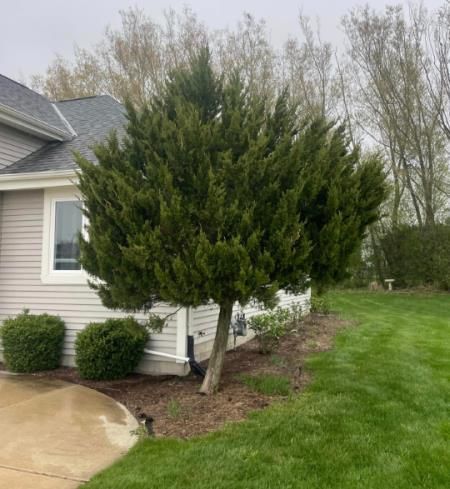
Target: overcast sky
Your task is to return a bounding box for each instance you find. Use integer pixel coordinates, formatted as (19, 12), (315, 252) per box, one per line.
(0, 0), (444, 83)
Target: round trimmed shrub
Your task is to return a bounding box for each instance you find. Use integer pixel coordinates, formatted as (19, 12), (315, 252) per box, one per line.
(0, 312), (65, 372)
(75, 317), (149, 380)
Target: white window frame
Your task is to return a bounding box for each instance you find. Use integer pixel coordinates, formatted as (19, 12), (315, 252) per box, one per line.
(41, 186), (88, 284)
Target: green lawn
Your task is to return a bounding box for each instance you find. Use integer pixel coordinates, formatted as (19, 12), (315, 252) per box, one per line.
(85, 292), (450, 489)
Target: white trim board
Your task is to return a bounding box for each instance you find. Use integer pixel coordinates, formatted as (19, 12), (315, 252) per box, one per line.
(0, 170), (77, 191)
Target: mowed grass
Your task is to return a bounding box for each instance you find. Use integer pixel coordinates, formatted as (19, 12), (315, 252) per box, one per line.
(85, 292), (450, 489)
(240, 373), (292, 396)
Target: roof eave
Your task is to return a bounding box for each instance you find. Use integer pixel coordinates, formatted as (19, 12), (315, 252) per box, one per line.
(0, 169), (77, 191)
(0, 103), (72, 142)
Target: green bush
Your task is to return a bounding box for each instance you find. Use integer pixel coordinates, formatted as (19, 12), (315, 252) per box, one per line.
(0, 312), (65, 372)
(248, 308), (290, 354)
(75, 317), (149, 380)
(380, 224), (450, 290)
(310, 295), (331, 314)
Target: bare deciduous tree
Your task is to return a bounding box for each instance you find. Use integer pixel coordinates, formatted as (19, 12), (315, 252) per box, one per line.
(281, 14), (340, 118)
(214, 13), (277, 101)
(31, 7), (208, 105)
(343, 4), (448, 227)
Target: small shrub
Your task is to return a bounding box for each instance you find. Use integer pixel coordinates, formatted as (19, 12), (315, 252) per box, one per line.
(75, 317), (149, 380)
(289, 304), (304, 326)
(0, 312), (65, 373)
(248, 308), (290, 354)
(310, 295), (331, 315)
(240, 374), (291, 396)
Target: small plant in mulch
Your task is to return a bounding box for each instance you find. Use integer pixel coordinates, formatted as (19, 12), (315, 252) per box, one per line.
(270, 354), (287, 367)
(289, 304), (305, 325)
(248, 308), (291, 354)
(167, 399), (183, 419)
(305, 339), (319, 350)
(240, 373), (292, 396)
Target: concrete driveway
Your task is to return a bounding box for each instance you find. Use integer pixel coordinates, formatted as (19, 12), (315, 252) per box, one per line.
(0, 372), (138, 488)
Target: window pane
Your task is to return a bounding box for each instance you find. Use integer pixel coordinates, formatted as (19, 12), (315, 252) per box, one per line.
(53, 201), (82, 270)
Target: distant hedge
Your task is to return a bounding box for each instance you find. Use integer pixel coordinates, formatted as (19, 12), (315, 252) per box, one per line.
(75, 317), (149, 380)
(0, 312), (65, 372)
(381, 224), (450, 290)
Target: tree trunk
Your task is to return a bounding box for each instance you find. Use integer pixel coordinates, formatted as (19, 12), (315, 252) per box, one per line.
(424, 181), (435, 226)
(369, 226), (384, 285)
(391, 176), (401, 229)
(401, 157), (423, 227)
(199, 301), (234, 395)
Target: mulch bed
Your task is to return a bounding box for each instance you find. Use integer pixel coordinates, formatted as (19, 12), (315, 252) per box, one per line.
(1, 313), (349, 438)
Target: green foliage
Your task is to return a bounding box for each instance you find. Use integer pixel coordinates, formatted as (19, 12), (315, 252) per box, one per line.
(76, 46), (386, 316)
(0, 312), (65, 373)
(248, 308), (291, 354)
(310, 295), (331, 314)
(381, 224), (450, 290)
(298, 137), (387, 293)
(75, 317), (149, 380)
(145, 313), (166, 333)
(240, 373), (292, 396)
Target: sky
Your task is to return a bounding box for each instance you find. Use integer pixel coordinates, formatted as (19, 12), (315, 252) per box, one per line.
(0, 0), (444, 83)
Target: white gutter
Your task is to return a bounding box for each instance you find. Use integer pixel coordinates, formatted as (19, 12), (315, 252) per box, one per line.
(0, 103), (72, 142)
(0, 169), (77, 191)
(144, 349), (190, 363)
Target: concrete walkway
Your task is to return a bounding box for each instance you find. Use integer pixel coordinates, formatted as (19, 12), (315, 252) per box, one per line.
(0, 372), (138, 488)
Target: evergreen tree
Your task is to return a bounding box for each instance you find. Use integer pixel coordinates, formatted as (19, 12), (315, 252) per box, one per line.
(76, 47), (386, 394)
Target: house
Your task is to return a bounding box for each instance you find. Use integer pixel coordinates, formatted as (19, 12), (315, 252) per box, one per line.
(0, 74), (311, 375)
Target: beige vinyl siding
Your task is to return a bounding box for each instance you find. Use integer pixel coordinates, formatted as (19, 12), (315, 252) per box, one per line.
(190, 289), (311, 360)
(0, 123), (44, 169)
(0, 189), (181, 374)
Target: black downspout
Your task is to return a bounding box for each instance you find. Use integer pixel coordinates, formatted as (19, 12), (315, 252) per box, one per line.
(187, 335), (206, 378)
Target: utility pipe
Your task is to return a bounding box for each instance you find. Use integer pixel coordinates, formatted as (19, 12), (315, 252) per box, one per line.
(144, 348), (189, 363)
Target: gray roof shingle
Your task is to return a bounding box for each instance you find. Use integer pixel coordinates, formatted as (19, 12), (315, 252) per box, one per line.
(0, 75), (71, 134)
(0, 94), (127, 174)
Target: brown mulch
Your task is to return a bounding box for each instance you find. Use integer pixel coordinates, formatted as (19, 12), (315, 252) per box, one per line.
(2, 313), (350, 438)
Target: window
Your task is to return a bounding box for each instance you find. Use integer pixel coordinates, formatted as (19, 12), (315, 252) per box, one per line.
(41, 187), (88, 284)
(53, 201), (82, 270)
